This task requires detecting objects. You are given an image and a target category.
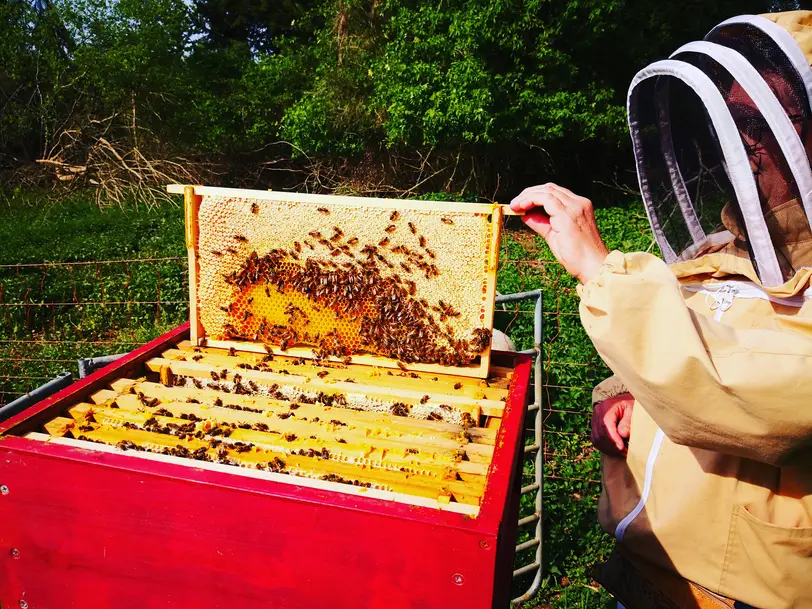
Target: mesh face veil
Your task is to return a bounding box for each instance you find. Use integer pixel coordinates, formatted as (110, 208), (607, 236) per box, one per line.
(627, 12), (812, 286)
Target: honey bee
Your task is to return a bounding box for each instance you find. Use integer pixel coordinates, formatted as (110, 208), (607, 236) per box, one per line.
(317, 207), (330, 215)
(408, 222), (416, 234)
(226, 247), (238, 255)
(250, 202), (259, 215)
(242, 310), (253, 321)
(234, 234), (248, 242)
(347, 237), (359, 246)
(378, 237), (390, 247)
(385, 225), (397, 233)
(317, 371), (329, 379)
(192, 354), (203, 362)
(390, 210), (400, 221)
(211, 250), (223, 256)
(294, 241), (302, 252)
(192, 378), (203, 389)
(228, 347), (236, 357)
(441, 217), (453, 225)
(420, 395), (430, 404)
(419, 235), (426, 248)
(425, 248), (436, 259)
(454, 382), (462, 390)
(400, 262), (411, 273)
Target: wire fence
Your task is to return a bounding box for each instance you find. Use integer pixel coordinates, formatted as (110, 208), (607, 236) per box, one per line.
(0, 242), (612, 605)
(0, 257), (188, 404)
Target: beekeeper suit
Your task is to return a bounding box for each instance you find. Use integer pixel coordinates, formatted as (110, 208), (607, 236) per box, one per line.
(587, 12), (812, 609)
(512, 10), (812, 609)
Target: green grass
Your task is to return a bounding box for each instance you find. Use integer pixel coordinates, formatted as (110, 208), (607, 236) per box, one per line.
(0, 190), (655, 608)
(0, 192), (188, 401)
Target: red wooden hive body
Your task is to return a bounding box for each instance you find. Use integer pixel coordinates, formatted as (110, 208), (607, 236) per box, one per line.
(0, 323), (531, 609)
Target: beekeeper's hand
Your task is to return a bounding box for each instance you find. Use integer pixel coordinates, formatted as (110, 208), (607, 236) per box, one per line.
(591, 393), (634, 457)
(510, 183), (609, 284)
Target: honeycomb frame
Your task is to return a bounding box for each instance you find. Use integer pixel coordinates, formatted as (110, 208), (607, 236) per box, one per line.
(171, 185), (502, 379)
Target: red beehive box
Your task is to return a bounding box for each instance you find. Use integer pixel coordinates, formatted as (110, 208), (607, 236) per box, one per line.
(0, 187), (531, 608)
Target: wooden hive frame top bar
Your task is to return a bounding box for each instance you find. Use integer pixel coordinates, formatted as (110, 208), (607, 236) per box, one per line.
(169, 184), (504, 378)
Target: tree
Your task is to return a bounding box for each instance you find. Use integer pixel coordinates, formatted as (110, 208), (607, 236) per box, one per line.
(194, 0), (321, 52)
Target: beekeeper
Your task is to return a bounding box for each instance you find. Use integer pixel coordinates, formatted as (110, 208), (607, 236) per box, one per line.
(511, 11), (812, 609)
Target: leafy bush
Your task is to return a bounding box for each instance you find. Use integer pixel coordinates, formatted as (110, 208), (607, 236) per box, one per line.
(1, 0), (777, 201)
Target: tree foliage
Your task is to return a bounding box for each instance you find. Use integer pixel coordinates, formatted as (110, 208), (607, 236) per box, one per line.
(0, 0), (778, 202)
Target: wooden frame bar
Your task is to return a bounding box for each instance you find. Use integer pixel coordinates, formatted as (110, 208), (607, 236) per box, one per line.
(168, 184), (503, 379)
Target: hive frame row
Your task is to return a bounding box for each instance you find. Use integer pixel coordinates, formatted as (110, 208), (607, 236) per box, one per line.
(35, 341), (516, 514)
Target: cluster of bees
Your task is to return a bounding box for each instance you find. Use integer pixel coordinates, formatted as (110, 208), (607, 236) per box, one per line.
(216, 208), (491, 367)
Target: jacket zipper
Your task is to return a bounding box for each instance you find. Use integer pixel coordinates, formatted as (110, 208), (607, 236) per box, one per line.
(614, 279), (809, 543)
(683, 280), (811, 321)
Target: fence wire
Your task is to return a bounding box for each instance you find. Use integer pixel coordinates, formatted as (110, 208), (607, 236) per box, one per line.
(0, 239), (612, 605)
(0, 257), (188, 403)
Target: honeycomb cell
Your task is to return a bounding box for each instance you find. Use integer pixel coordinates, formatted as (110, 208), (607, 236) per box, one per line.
(196, 196), (497, 367)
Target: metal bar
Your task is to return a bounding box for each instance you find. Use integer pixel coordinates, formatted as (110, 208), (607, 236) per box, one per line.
(512, 561), (541, 578)
(507, 288), (544, 605)
(0, 371), (73, 421)
(518, 513), (540, 527)
(495, 289), (542, 304)
(515, 538), (540, 553)
(77, 353), (129, 379)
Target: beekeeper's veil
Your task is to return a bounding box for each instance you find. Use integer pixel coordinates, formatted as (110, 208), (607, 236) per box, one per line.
(628, 11), (812, 286)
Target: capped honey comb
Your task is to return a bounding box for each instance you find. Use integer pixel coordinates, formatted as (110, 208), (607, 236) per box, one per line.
(183, 186), (502, 378)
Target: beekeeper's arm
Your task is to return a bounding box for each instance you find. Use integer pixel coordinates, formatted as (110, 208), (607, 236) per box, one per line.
(511, 184), (812, 467)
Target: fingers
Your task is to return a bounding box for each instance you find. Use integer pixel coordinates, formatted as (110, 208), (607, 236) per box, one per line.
(603, 408), (626, 452)
(617, 403), (633, 438)
(591, 395), (634, 457)
(521, 209), (552, 239)
(509, 184), (567, 216)
(546, 183), (592, 209)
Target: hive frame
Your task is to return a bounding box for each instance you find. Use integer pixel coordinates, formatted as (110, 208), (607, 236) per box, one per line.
(170, 184), (503, 379)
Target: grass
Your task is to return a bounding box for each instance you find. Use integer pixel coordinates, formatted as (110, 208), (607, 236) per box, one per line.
(0, 190), (655, 608)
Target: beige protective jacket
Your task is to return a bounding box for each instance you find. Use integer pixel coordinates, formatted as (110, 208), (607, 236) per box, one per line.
(582, 250), (812, 608)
